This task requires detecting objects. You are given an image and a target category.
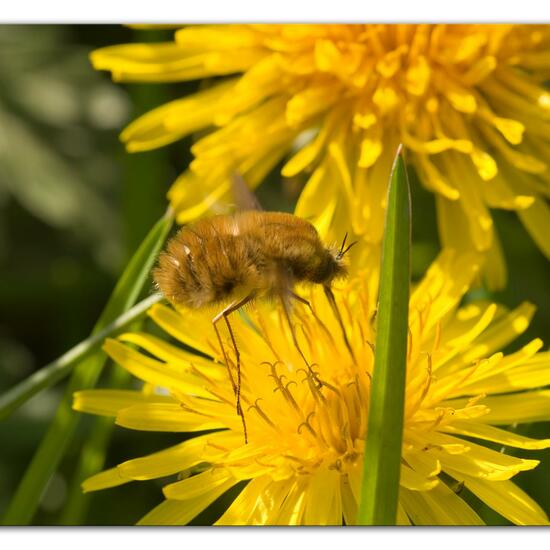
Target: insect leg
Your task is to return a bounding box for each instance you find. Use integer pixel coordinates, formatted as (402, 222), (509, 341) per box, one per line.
(279, 292), (320, 385)
(289, 291), (311, 308)
(290, 290), (335, 344)
(323, 285), (357, 365)
(212, 315), (237, 395)
(212, 293), (255, 443)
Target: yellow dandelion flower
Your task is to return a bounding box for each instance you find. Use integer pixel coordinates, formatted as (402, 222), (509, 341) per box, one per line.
(91, 24), (550, 287)
(73, 250), (550, 525)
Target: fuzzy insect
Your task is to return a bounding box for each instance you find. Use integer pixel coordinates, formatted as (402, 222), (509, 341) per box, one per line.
(154, 193), (356, 442)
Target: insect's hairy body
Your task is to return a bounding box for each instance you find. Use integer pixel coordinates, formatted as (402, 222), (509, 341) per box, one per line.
(154, 211), (347, 309)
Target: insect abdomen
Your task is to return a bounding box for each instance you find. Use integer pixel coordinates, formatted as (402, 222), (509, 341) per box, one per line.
(154, 227), (264, 308)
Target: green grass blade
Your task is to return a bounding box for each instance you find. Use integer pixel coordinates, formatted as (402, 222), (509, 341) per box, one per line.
(96, 208), (173, 326)
(0, 293), (162, 421)
(58, 46), (172, 523)
(2, 210), (173, 525)
(357, 146), (411, 525)
(59, 362), (132, 524)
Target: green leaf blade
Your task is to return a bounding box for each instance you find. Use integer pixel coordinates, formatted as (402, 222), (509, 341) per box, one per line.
(0, 293), (162, 421)
(358, 146), (411, 525)
(2, 210), (173, 525)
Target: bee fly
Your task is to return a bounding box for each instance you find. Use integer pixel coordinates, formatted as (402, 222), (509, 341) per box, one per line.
(154, 177), (357, 442)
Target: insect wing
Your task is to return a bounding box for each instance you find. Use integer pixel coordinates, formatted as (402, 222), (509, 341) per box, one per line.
(231, 173), (264, 212)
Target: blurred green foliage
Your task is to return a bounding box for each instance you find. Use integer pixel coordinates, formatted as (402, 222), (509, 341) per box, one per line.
(0, 24), (548, 526)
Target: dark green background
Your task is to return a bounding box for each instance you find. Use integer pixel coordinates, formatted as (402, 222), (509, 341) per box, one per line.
(0, 25), (548, 525)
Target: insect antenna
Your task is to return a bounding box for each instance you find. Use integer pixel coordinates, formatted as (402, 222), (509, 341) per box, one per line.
(336, 233), (359, 260)
(323, 285), (357, 365)
(212, 293), (256, 444)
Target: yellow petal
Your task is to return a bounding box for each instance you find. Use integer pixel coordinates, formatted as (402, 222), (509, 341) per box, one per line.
(120, 80), (235, 152)
(138, 478), (238, 525)
(456, 474), (549, 525)
(428, 433), (539, 480)
(517, 197), (550, 259)
(400, 464), (439, 491)
(340, 474), (358, 526)
(174, 25), (262, 51)
(91, 42), (190, 78)
(163, 467), (234, 500)
(453, 390), (550, 425)
(404, 450), (441, 479)
(271, 479), (308, 525)
(455, 338), (544, 395)
(470, 352), (550, 394)
(214, 56), (286, 126)
(396, 503), (412, 525)
(358, 139), (382, 170)
(352, 139), (397, 241)
(462, 56), (497, 85)
(116, 402), (225, 432)
(415, 155), (460, 201)
(118, 432), (239, 481)
(483, 229), (507, 291)
(400, 483), (484, 525)
(118, 332), (225, 381)
(303, 468), (342, 525)
(432, 303), (498, 379)
(93, 42), (259, 83)
(82, 467), (131, 493)
(215, 476), (271, 525)
(169, 170), (233, 225)
(72, 389), (173, 417)
(406, 54), (431, 95)
(314, 39), (343, 72)
(441, 82), (477, 113)
(281, 128), (324, 177)
(435, 196), (476, 256)
(249, 479), (295, 525)
(480, 123), (547, 174)
(481, 173), (535, 210)
(147, 303), (214, 357)
(410, 249), (481, 335)
(409, 430), (470, 455)
(458, 302), (535, 366)
(441, 420), (550, 449)
(286, 83), (340, 127)
(439, 152), (493, 250)
(103, 338), (217, 399)
(281, 108), (348, 178)
(294, 161), (337, 240)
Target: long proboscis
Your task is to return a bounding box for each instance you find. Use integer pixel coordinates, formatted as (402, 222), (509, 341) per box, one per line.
(323, 285), (357, 365)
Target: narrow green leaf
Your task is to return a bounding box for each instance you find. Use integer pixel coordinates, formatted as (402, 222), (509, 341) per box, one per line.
(358, 146), (411, 525)
(2, 209), (173, 525)
(59, 363), (132, 525)
(0, 293), (162, 421)
(59, 46), (172, 523)
(97, 208), (174, 327)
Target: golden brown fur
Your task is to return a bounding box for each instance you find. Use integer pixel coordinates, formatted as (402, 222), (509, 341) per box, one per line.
(154, 211), (348, 309)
